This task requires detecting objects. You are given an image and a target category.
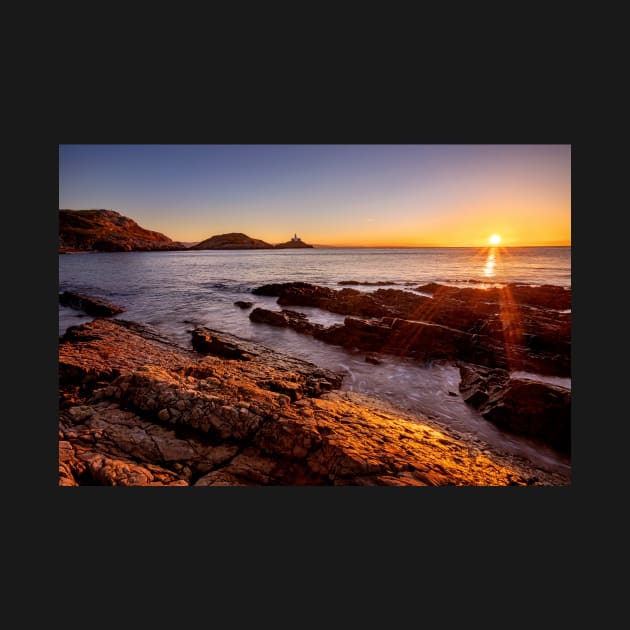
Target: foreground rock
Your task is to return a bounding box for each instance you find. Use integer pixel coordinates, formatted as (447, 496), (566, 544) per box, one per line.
(251, 282), (571, 376)
(59, 291), (125, 316)
(59, 209), (185, 252)
(458, 364), (571, 454)
(59, 318), (568, 486)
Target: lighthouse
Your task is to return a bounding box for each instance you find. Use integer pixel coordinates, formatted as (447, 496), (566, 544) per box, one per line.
(292, 233), (299, 242)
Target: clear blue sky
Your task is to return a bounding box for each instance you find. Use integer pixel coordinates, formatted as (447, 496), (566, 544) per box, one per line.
(59, 144), (571, 246)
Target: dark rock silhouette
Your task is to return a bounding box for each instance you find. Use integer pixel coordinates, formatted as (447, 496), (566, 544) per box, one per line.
(189, 233), (274, 250)
(273, 234), (314, 248)
(190, 232), (315, 249)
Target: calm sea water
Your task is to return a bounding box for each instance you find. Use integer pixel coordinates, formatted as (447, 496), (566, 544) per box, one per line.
(59, 247), (571, 477)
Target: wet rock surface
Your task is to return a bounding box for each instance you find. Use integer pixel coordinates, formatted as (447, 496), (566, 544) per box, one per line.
(458, 364), (571, 454)
(250, 282), (571, 377)
(59, 291), (125, 317)
(249, 307), (324, 335)
(58, 318), (569, 486)
(245, 282), (572, 462)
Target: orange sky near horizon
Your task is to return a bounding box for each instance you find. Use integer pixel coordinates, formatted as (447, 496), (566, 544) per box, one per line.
(60, 145), (571, 247)
(154, 195), (571, 247)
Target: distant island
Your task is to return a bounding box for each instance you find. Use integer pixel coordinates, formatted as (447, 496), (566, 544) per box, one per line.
(189, 232), (273, 250)
(191, 232), (313, 250)
(59, 210), (314, 252)
(273, 233), (314, 249)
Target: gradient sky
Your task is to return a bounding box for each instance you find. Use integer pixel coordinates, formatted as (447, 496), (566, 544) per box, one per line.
(58, 144), (571, 246)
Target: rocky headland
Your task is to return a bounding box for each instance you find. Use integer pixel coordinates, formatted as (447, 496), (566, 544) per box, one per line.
(59, 209), (186, 253)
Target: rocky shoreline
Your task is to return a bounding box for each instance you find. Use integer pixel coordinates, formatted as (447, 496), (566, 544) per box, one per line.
(59, 287), (571, 485)
(250, 281), (570, 377)
(246, 282), (572, 451)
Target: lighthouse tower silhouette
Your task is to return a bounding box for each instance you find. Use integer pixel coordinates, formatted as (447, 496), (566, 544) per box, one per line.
(292, 233), (299, 242)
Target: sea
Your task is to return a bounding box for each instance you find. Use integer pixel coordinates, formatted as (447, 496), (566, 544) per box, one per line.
(59, 246), (572, 477)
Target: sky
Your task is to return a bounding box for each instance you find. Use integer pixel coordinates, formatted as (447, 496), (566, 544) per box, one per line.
(58, 144), (571, 247)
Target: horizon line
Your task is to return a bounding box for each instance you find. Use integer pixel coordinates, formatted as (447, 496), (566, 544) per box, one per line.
(58, 209), (571, 249)
(178, 243), (572, 249)
(308, 243), (571, 248)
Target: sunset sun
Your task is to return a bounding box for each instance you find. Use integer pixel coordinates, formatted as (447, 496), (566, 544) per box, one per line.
(489, 234), (501, 245)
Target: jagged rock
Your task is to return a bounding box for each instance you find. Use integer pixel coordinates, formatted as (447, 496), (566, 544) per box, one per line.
(249, 307), (291, 327)
(459, 364), (511, 407)
(249, 307), (323, 334)
(191, 328), (253, 360)
(234, 301), (254, 309)
(250, 281), (571, 376)
(58, 318), (566, 486)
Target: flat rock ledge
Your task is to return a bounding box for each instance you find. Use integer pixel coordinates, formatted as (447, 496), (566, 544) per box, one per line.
(59, 318), (569, 486)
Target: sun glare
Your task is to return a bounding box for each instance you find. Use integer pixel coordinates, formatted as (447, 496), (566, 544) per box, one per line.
(489, 234), (501, 245)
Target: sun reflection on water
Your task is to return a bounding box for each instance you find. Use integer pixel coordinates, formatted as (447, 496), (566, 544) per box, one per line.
(484, 247), (497, 277)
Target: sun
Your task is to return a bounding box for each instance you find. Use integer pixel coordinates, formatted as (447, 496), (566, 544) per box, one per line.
(489, 234), (501, 245)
